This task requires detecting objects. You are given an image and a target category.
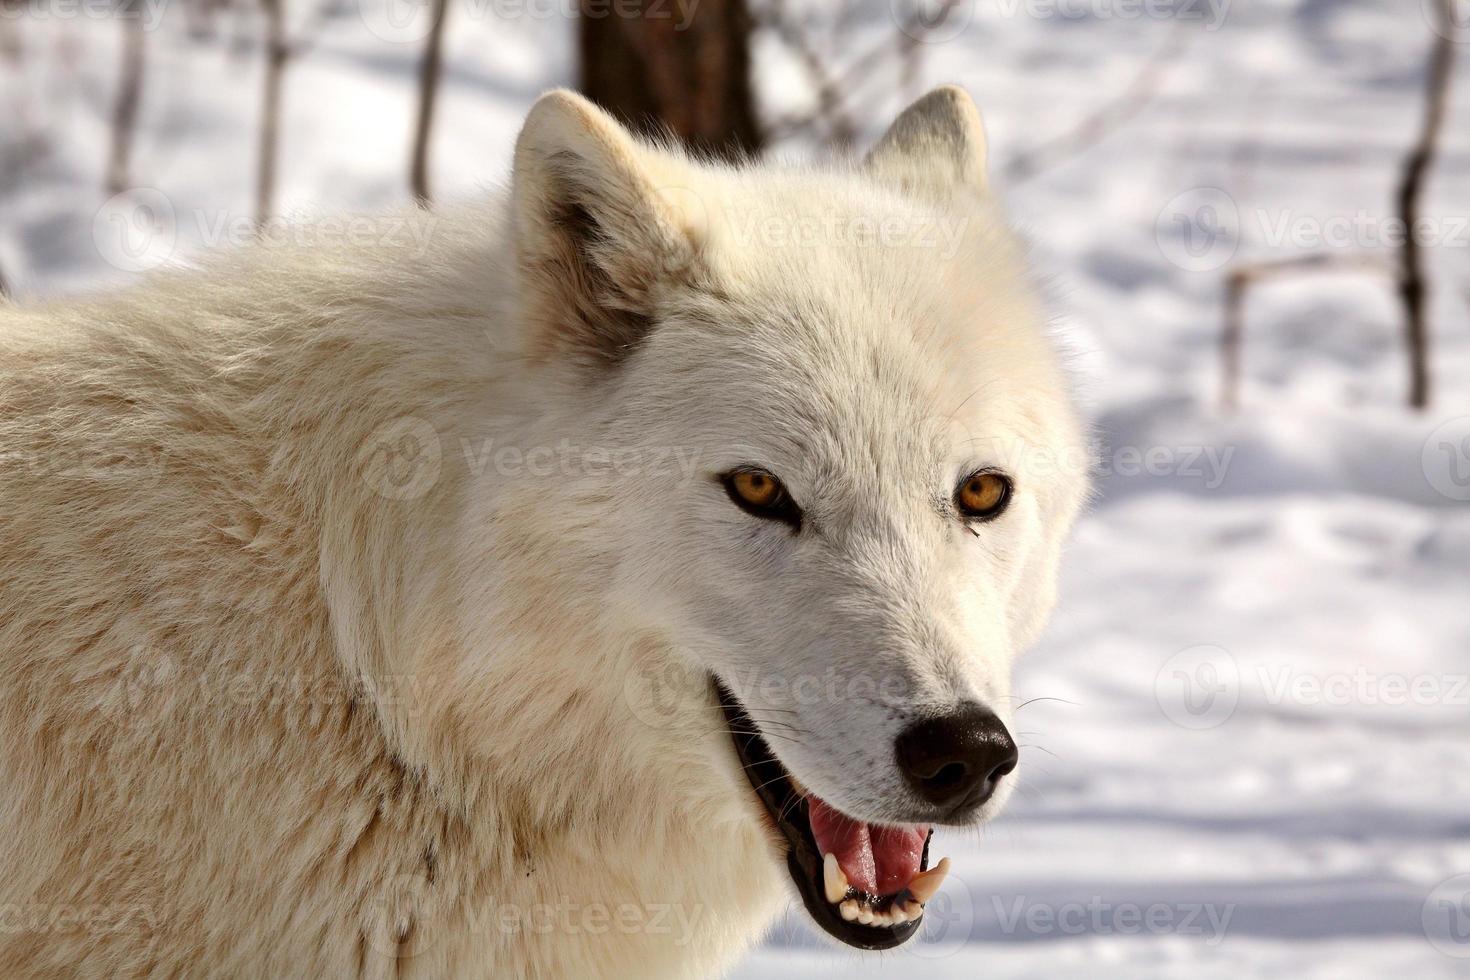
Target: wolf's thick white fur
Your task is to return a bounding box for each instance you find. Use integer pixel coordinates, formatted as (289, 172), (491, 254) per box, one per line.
(0, 88), (1085, 977)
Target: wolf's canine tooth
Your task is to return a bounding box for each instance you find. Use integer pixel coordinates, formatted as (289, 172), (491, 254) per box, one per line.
(822, 852), (848, 904)
(905, 855), (951, 904)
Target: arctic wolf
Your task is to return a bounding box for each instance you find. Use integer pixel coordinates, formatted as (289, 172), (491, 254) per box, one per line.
(0, 87), (1085, 976)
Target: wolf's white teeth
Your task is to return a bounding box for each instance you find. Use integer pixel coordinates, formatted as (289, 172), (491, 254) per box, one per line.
(825, 849), (937, 927)
(905, 856), (951, 904)
(822, 853), (848, 904)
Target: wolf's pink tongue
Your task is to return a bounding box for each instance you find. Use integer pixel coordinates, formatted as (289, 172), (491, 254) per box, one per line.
(807, 795), (930, 897)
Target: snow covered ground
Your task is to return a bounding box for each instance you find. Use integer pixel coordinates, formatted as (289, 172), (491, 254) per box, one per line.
(3, 1), (1468, 976)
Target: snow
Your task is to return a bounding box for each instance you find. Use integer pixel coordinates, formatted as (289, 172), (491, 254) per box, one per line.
(3, 0), (1468, 975)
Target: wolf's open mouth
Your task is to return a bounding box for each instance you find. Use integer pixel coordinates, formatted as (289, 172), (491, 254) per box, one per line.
(715, 681), (947, 950)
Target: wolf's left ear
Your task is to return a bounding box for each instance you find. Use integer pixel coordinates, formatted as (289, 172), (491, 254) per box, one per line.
(511, 89), (702, 366)
(863, 85), (989, 201)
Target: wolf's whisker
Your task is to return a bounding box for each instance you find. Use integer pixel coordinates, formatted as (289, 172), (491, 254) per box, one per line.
(1014, 696), (1078, 711)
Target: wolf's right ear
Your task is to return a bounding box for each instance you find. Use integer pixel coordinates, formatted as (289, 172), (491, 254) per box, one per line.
(864, 85), (989, 202)
(511, 90), (702, 366)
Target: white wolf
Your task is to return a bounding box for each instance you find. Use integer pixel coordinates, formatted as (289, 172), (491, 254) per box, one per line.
(0, 86), (1086, 977)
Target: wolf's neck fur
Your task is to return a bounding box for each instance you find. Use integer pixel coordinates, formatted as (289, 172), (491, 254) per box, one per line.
(0, 204), (785, 977)
(281, 211), (790, 973)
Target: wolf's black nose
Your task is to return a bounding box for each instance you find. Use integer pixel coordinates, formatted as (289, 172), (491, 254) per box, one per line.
(895, 703), (1018, 815)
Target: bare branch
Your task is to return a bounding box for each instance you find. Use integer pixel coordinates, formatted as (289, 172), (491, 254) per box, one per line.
(1004, 21), (1190, 184)
(754, 0), (858, 148)
(410, 0), (450, 206)
(1395, 0), (1457, 410)
(107, 0), (148, 195)
(1220, 254), (1395, 412)
(757, 0), (963, 146)
(253, 0), (343, 225)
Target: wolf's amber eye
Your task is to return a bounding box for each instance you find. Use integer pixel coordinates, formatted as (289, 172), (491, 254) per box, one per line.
(721, 468), (802, 530)
(731, 470), (780, 507)
(956, 471), (1012, 521)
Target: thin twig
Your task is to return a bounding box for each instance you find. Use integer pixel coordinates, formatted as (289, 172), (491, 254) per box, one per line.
(756, 0), (857, 147)
(253, 0), (342, 225)
(1005, 20), (1191, 184)
(1220, 254), (1395, 412)
(758, 0), (963, 146)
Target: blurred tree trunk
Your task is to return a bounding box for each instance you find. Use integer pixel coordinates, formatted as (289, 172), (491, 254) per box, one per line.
(578, 0), (761, 161)
(107, 0), (147, 195)
(410, 0), (450, 206)
(256, 0), (288, 225)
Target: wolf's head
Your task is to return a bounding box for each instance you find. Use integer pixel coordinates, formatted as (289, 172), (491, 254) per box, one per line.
(505, 87), (1087, 949)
